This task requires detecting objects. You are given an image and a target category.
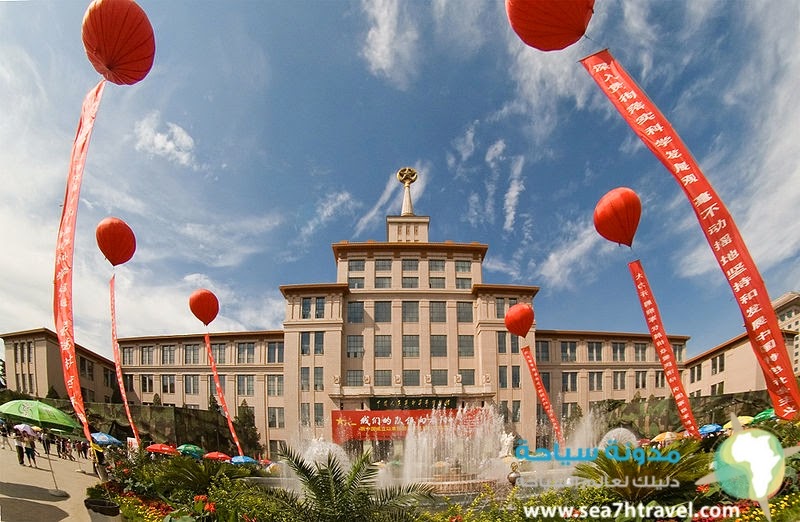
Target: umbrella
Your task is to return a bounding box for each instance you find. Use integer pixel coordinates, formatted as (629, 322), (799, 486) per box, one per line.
(0, 400), (79, 431)
(698, 424), (723, 436)
(146, 443), (180, 456)
(753, 408), (776, 423)
(723, 416), (754, 430)
(230, 455), (257, 465)
(203, 451), (232, 462)
(13, 423), (36, 436)
(652, 431), (678, 443)
(177, 443), (205, 458)
(92, 432), (123, 446)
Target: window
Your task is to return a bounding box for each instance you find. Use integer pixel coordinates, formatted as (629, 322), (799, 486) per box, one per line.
(211, 343), (226, 364)
(541, 372), (551, 393)
(500, 400), (509, 422)
(562, 402), (578, 419)
(349, 277), (365, 289)
(496, 298), (505, 319)
(161, 374), (176, 394)
(654, 370), (665, 388)
(612, 371), (626, 390)
(535, 341), (550, 361)
(79, 357), (94, 379)
(375, 370), (392, 387)
(314, 332), (324, 355)
(457, 335), (474, 357)
(562, 372), (577, 392)
(612, 342), (626, 362)
(141, 346), (154, 365)
(635, 371), (647, 389)
(459, 369), (475, 386)
(430, 335), (447, 357)
(428, 259), (445, 272)
(346, 335), (365, 358)
(300, 367), (310, 391)
(375, 335), (392, 357)
(401, 258), (418, 271)
(511, 365), (521, 388)
(302, 297), (312, 319)
(673, 344), (685, 362)
(267, 375), (284, 396)
(711, 382), (725, 395)
(348, 259), (365, 272)
(122, 347), (134, 366)
(497, 331), (507, 353)
(690, 365), (702, 383)
(455, 260), (471, 272)
(184, 375), (200, 395)
(237, 343), (255, 364)
(402, 301), (419, 322)
(512, 400), (521, 422)
(123, 374), (134, 392)
(346, 370), (364, 387)
(402, 277), (418, 288)
(456, 302), (473, 322)
(499, 366), (508, 388)
(267, 342), (284, 363)
(374, 301), (392, 322)
(104, 370), (113, 392)
(711, 354), (725, 375)
(588, 371), (603, 391)
(237, 375), (254, 395)
(431, 369), (448, 386)
(456, 278), (472, 289)
(375, 277), (392, 288)
(314, 367), (324, 391)
(161, 345), (176, 365)
(141, 374), (153, 393)
(347, 301), (365, 323)
(269, 440), (286, 458)
(429, 301), (446, 322)
(184, 344), (200, 364)
(301, 332), (310, 356)
(268, 407), (285, 428)
(315, 297), (325, 318)
(634, 343), (648, 362)
(587, 342), (602, 362)
(300, 403), (311, 426)
(560, 342), (577, 362)
(510, 335), (519, 354)
(314, 403), (324, 427)
(375, 258), (392, 271)
(209, 375), (226, 394)
(403, 370), (420, 386)
(429, 277), (445, 288)
(402, 335), (420, 357)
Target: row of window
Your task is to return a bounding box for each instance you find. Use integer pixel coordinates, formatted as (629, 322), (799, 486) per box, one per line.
(121, 342), (285, 366)
(346, 301), (475, 323)
(136, 374), (264, 396)
(348, 276), (472, 289)
(11, 342), (33, 363)
(347, 258), (472, 273)
(559, 370), (666, 392)
(534, 340), (685, 363)
(339, 334), (476, 358)
(341, 369), (477, 387)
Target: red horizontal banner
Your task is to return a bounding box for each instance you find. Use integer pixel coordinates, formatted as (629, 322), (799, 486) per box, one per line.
(332, 409), (481, 443)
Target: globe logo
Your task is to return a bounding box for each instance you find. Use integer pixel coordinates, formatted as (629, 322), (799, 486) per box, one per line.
(714, 428), (784, 501)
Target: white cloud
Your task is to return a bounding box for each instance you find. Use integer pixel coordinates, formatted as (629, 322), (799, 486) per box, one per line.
(485, 139), (506, 168)
(299, 192), (359, 243)
(431, 0), (489, 56)
(537, 219), (608, 290)
(360, 0), (419, 90)
(354, 161), (431, 237)
(134, 111), (197, 168)
(503, 155), (525, 232)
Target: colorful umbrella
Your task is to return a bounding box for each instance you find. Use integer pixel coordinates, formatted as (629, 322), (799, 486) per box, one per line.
(230, 455), (257, 465)
(91, 432), (123, 446)
(753, 408), (776, 423)
(146, 443), (180, 456)
(203, 451), (232, 462)
(722, 416), (754, 430)
(178, 443), (205, 458)
(0, 400), (79, 431)
(13, 423), (36, 436)
(652, 431), (678, 443)
(698, 424), (722, 436)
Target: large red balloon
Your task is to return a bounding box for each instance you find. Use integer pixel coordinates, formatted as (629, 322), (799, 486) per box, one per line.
(82, 0), (155, 85)
(189, 289), (219, 326)
(96, 217), (136, 266)
(506, 0), (595, 52)
(593, 187), (642, 248)
(505, 303), (534, 337)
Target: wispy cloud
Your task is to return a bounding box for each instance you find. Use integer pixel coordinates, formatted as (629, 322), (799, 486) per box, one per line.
(299, 192), (359, 243)
(360, 0), (419, 90)
(134, 111), (197, 169)
(354, 161), (431, 237)
(503, 155), (525, 232)
(537, 219), (607, 290)
(431, 0), (490, 56)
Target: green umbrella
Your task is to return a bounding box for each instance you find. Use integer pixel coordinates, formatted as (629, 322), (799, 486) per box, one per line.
(752, 408), (776, 423)
(0, 400), (80, 431)
(177, 443), (205, 458)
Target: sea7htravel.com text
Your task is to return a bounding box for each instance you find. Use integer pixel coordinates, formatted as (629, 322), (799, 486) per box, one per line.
(523, 502), (740, 520)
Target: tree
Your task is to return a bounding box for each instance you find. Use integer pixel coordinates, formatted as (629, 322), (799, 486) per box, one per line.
(110, 380), (123, 403)
(232, 400), (263, 455)
(262, 446), (434, 522)
(208, 393), (221, 415)
(152, 393), (162, 406)
(46, 385), (60, 399)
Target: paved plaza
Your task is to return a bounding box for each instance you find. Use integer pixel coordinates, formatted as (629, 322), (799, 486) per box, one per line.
(0, 441), (100, 521)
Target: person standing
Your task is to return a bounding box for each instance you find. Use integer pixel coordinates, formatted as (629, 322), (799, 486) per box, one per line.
(0, 424), (9, 450)
(24, 433), (37, 467)
(13, 430), (25, 465)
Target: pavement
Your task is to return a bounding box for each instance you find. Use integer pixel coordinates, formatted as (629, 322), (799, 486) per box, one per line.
(0, 442), (101, 521)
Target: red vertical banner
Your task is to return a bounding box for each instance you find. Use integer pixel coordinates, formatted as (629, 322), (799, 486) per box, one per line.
(629, 261), (701, 438)
(521, 346), (565, 446)
(110, 274), (140, 445)
(205, 333), (243, 456)
(581, 50), (800, 420)
(53, 80), (106, 442)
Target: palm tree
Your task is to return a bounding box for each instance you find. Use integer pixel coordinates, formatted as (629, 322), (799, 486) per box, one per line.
(262, 446), (434, 522)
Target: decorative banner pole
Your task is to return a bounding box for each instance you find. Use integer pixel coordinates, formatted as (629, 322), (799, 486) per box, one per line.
(189, 289), (244, 456)
(582, 49), (800, 420)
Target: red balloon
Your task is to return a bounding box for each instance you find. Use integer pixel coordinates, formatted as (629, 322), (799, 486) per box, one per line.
(189, 289), (219, 326)
(506, 0), (595, 52)
(96, 217), (136, 266)
(593, 187), (642, 247)
(82, 0), (156, 85)
(505, 303), (534, 337)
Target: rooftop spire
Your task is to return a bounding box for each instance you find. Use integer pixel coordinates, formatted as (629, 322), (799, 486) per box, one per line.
(397, 167), (418, 216)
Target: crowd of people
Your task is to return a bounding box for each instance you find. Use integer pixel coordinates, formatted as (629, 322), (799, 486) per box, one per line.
(0, 422), (93, 467)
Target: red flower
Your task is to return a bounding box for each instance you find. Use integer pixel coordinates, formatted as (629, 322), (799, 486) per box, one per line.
(193, 494), (208, 502)
(204, 502), (216, 513)
(696, 484), (710, 493)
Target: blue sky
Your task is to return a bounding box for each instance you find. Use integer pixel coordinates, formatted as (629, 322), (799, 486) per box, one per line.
(1, 1), (798, 361)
